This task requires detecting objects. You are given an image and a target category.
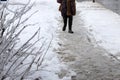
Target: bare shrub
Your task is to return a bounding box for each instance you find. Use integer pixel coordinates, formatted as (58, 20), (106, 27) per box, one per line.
(0, 1), (52, 80)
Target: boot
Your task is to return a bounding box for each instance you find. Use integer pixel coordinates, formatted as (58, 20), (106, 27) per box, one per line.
(68, 24), (74, 33)
(62, 26), (66, 31)
(68, 30), (74, 33)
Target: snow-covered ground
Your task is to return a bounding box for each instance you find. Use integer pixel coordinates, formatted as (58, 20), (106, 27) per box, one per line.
(18, 0), (64, 80)
(3, 0), (120, 79)
(5, 0), (67, 80)
(77, 1), (120, 55)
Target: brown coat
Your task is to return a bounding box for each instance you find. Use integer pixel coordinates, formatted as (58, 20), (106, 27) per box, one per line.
(57, 0), (76, 16)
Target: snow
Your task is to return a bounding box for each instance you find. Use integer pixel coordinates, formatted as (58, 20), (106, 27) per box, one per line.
(19, 0), (63, 80)
(3, 0), (120, 79)
(6, 0), (66, 80)
(8, 0), (60, 49)
(77, 1), (120, 54)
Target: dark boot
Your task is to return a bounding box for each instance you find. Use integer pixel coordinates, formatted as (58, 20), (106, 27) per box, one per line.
(62, 26), (66, 31)
(62, 15), (67, 31)
(68, 30), (74, 33)
(68, 24), (74, 33)
(68, 16), (74, 33)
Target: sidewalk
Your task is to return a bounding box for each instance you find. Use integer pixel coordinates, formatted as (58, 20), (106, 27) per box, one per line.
(56, 1), (120, 80)
(77, 1), (120, 56)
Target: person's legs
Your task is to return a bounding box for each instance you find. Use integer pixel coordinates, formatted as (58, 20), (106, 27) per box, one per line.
(62, 15), (67, 31)
(68, 16), (74, 33)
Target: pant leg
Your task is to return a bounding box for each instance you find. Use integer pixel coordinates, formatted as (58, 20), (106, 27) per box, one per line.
(63, 15), (67, 30)
(68, 16), (73, 31)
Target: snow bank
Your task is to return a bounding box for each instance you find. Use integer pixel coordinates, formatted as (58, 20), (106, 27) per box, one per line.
(6, 0), (66, 80)
(78, 1), (120, 54)
(19, 0), (62, 80)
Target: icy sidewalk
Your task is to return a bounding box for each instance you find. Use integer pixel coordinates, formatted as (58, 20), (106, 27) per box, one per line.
(77, 1), (120, 56)
(56, 1), (120, 80)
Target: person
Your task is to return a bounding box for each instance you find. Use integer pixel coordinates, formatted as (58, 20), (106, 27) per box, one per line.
(57, 0), (76, 33)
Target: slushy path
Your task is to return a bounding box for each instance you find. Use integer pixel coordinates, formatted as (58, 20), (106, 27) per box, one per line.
(56, 2), (120, 80)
